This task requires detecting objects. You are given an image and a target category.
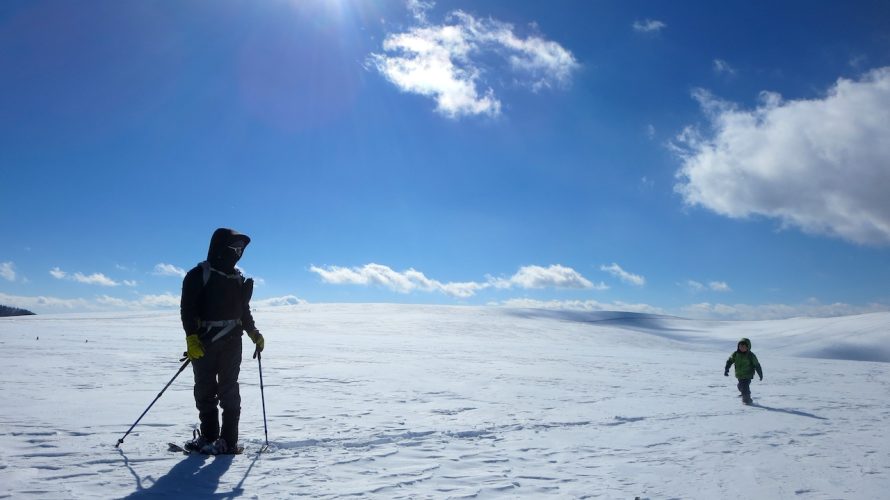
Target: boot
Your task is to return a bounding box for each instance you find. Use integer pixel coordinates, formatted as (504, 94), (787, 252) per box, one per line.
(184, 429), (210, 452)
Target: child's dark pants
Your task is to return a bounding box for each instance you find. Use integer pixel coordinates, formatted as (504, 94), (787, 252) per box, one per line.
(737, 378), (752, 399)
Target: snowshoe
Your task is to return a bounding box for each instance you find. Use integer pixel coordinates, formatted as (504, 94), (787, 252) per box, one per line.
(182, 429), (210, 453)
(203, 438), (243, 455)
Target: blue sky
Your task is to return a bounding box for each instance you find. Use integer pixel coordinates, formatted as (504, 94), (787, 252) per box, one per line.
(2, 0), (890, 319)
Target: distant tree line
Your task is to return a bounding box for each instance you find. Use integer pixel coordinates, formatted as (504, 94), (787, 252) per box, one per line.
(0, 305), (35, 317)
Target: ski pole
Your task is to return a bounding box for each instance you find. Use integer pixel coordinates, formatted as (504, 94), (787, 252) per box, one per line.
(115, 357), (191, 448)
(254, 347), (269, 448)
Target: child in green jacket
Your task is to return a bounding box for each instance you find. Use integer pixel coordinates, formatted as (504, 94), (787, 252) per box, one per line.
(724, 338), (763, 405)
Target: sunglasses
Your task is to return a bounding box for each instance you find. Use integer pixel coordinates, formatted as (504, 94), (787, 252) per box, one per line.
(228, 242), (245, 257)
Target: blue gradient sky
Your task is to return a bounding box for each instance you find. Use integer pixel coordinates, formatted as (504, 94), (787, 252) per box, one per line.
(2, 0), (890, 319)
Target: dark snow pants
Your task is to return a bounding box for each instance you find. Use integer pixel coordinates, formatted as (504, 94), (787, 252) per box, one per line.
(737, 378), (752, 399)
(192, 333), (242, 445)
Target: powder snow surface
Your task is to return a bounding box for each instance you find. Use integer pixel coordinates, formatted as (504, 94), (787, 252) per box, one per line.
(0, 304), (888, 498)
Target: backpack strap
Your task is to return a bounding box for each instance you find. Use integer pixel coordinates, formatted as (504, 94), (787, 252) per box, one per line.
(199, 260), (244, 286)
(200, 261), (211, 286)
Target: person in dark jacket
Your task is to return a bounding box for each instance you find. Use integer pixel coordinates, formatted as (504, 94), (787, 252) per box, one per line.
(180, 228), (265, 454)
(724, 337), (763, 405)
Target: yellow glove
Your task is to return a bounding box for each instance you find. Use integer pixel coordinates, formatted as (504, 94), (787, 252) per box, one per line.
(186, 334), (205, 360)
(247, 330), (264, 353)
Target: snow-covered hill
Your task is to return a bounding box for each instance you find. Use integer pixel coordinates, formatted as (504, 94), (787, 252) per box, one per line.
(1, 304), (888, 498)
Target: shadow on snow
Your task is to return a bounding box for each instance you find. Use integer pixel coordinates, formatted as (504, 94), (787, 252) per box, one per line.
(118, 447), (260, 499)
(751, 404), (828, 420)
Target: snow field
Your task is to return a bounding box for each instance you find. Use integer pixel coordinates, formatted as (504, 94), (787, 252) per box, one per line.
(0, 304), (888, 498)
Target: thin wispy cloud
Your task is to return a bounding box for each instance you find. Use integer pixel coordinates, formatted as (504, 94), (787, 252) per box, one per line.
(153, 263), (186, 278)
(1, 262), (15, 282)
(406, 0), (434, 23)
(97, 293), (179, 309)
(0, 292), (90, 311)
(713, 58), (737, 76)
(601, 263), (645, 286)
(682, 300), (890, 320)
(633, 19), (666, 34)
(685, 280), (732, 292)
(674, 67), (890, 246)
(496, 298), (665, 315)
(369, 8), (578, 118)
(50, 267), (120, 287)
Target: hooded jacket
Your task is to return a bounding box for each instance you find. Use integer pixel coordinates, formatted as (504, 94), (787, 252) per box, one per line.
(725, 337), (763, 380)
(180, 228), (257, 339)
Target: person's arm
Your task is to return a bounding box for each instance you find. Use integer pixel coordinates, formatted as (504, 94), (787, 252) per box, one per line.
(241, 278), (264, 353)
(753, 354), (763, 380)
(724, 354), (734, 376)
(180, 268), (203, 336)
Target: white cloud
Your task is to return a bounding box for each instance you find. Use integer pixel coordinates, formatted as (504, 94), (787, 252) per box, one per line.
(490, 264), (602, 290)
(713, 58), (736, 76)
(496, 298), (665, 315)
(709, 281), (731, 292)
(600, 263), (645, 286)
(681, 300), (890, 320)
(310, 263), (489, 298)
(254, 295), (307, 307)
(153, 263), (186, 278)
(369, 9), (578, 118)
(72, 272), (118, 287)
(95, 293), (179, 309)
(311, 263), (603, 297)
(50, 267), (120, 286)
(1, 262), (16, 282)
(674, 67), (890, 246)
(406, 0), (434, 23)
(632, 19), (666, 33)
(0, 292), (90, 312)
(684, 280), (731, 293)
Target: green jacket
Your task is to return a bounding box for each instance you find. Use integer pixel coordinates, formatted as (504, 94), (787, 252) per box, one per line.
(725, 338), (763, 380)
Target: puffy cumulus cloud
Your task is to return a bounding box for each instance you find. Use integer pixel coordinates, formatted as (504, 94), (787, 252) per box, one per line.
(632, 19), (666, 33)
(600, 263), (645, 286)
(254, 295), (307, 307)
(153, 263), (186, 278)
(1, 262), (16, 282)
(311, 263), (604, 298)
(50, 267), (120, 286)
(369, 9), (578, 118)
(310, 263), (489, 298)
(490, 265), (603, 290)
(674, 67), (890, 246)
(681, 300), (890, 320)
(495, 298), (666, 315)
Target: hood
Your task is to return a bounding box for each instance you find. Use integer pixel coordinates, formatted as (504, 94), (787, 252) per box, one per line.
(737, 338), (751, 350)
(207, 228), (251, 271)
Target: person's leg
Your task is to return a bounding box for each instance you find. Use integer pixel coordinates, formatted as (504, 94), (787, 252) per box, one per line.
(739, 378), (752, 403)
(217, 336), (243, 448)
(192, 351), (220, 441)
